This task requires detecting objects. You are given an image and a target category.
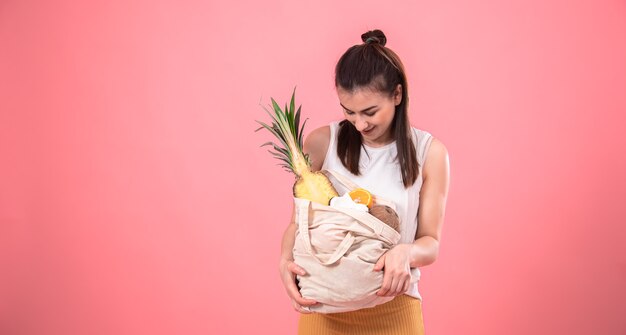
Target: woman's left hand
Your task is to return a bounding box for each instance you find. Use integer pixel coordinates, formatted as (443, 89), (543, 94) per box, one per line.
(373, 243), (413, 297)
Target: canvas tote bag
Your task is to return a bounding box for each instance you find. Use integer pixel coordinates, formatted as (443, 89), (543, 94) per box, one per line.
(293, 170), (419, 314)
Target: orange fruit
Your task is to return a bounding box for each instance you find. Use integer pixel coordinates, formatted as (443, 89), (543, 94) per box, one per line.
(349, 188), (373, 208)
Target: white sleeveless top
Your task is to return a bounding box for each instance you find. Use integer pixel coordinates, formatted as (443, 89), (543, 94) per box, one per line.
(321, 121), (434, 300)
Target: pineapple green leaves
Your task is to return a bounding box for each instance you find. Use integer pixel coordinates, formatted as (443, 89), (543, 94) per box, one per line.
(256, 88), (339, 205)
(255, 88), (310, 176)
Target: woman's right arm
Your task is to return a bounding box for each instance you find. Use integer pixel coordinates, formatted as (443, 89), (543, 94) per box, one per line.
(278, 125), (330, 312)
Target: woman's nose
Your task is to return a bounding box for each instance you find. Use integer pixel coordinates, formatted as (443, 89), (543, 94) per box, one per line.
(354, 117), (368, 131)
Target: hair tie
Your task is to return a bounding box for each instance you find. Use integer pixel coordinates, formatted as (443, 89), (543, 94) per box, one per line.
(365, 37), (378, 44)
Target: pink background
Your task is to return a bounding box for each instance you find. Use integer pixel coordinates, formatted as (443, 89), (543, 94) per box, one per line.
(1, 0), (625, 334)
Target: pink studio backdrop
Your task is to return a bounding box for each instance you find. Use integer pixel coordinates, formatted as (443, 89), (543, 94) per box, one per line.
(1, 0), (625, 334)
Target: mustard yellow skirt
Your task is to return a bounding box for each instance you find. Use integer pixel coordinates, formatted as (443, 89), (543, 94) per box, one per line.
(298, 295), (424, 335)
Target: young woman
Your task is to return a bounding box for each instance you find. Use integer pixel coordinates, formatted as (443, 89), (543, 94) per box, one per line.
(279, 29), (450, 335)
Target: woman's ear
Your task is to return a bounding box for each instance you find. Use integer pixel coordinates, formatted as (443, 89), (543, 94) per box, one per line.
(393, 84), (402, 106)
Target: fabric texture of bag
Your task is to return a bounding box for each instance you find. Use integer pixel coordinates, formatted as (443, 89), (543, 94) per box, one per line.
(293, 170), (419, 314)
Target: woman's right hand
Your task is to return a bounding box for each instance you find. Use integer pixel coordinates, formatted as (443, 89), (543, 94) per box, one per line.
(279, 259), (318, 313)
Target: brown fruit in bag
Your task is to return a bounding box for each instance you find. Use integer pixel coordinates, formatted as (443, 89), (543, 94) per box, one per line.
(369, 205), (400, 232)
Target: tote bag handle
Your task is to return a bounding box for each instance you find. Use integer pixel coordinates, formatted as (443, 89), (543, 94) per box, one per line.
(296, 199), (356, 265)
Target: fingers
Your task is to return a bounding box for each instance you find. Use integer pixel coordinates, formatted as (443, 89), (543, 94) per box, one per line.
(373, 253), (386, 271)
(390, 276), (405, 295)
(292, 299), (314, 314)
(377, 271), (411, 297)
(282, 261), (318, 307)
(374, 247), (413, 297)
(287, 262), (307, 276)
(289, 283), (317, 306)
(402, 279), (410, 294)
(377, 272), (390, 296)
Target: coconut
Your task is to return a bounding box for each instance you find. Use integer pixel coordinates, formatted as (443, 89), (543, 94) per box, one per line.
(369, 205), (400, 232)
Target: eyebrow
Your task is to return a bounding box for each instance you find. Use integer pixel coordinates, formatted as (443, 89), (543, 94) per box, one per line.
(339, 103), (378, 114)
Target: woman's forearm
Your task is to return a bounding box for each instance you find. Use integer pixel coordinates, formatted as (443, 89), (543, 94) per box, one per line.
(280, 222), (297, 264)
(408, 236), (440, 268)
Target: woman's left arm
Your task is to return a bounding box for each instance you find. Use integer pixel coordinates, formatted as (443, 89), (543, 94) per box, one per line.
(375, 138), (450, 296)
(409, 137), (450, 267)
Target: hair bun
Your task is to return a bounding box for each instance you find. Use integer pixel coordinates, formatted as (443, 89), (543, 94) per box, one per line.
(361, 29), (387, 46)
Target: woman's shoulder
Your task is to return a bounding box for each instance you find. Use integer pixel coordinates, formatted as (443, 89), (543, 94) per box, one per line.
(410, 126), (433, 139)
(304, 125), (331, 171)
(427, 137), (448, 158)
(422, 136), (449, 180)
(411, 126), (447, 148)
(410, 126), (448, 165)
(305, 125), (331, 146)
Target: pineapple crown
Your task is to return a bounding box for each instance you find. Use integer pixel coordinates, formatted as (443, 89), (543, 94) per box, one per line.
(255, 88), (311, 176)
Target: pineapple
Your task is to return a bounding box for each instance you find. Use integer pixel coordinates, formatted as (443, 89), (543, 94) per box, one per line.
(256, 89), (338, 205)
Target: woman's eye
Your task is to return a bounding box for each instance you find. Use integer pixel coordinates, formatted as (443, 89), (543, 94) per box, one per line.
(344, 110), (355, 115)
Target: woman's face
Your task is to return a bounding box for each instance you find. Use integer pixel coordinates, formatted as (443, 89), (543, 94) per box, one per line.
(337, 85), (402, 147)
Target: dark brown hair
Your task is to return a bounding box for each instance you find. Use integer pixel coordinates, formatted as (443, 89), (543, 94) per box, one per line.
(335, 29), (419, 188)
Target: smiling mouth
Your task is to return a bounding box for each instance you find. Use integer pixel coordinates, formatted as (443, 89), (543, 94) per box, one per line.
(362, 127), (375, 134)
